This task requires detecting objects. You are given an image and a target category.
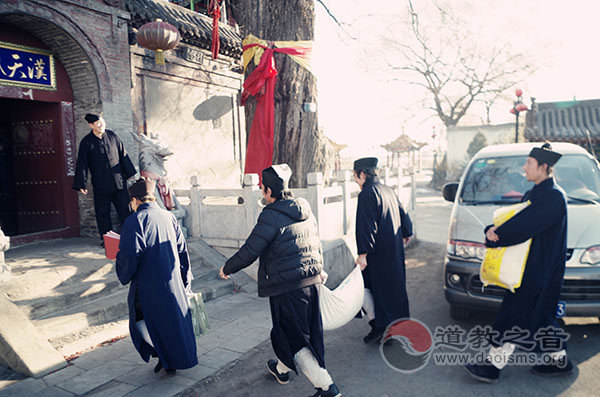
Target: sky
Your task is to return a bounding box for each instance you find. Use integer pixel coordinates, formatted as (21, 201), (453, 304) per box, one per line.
(312, 0), (600, 155)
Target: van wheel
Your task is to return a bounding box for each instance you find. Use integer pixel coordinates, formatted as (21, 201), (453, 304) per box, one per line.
(450, 305), (470, 320)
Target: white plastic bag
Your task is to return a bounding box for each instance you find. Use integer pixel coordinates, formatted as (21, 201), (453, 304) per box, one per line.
(318, 265), (364, 331)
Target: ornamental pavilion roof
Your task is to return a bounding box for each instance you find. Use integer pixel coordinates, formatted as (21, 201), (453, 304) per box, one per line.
(381, 134), (427, 152)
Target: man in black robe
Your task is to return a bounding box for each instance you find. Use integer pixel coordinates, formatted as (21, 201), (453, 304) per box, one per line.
(219, 164), (341, 397)
(353, 157), (413, 344)
(465, 143), (574, 384)
(73, 113), (137, 244)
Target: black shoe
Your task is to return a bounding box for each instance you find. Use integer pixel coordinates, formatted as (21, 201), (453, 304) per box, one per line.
(363, 320), (384, 344)
(165, 368), (176, 375)
(464, 362), (500, 384)
(310, 383), (341, 397)
(531, 358), (574, 377)
(154, 361), (163, 373)
(267, 359), (289, 385)
(100, 240), (105, 248)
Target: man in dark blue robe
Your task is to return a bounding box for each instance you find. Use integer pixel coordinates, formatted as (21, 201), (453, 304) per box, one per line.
(73, 113), (137, 244)
(353, 157), (413, 344)
(465, 143), (574, 384)
(116, 178), (197, 374)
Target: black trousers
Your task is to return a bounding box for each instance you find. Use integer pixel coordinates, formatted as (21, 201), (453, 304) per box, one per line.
(93, 188), (131, 239)
(269, 285), (325, 373)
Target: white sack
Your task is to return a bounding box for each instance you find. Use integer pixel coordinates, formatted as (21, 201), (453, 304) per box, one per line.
(318, 265), (364, 331)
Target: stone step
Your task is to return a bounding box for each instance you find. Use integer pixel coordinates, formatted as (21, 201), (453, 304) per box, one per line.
(33, 264), (232, 338)
(34, 290), (130, 341)
(1, 237), (252, 363)
(17, 279), (124, 319)
(1, 259), (117, 301)
(191, 270), (237, 301)
(35, 266), (236, 358)
(4, 252), (214, 320)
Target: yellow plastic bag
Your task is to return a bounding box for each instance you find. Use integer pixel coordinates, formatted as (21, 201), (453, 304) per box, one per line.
(480, 201), (531, 292)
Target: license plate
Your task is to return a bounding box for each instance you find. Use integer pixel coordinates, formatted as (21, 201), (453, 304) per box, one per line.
(556, 301), (566, 318)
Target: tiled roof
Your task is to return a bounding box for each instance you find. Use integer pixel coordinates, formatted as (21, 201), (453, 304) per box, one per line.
(326, 137), (347, 152)
(381, 134), (427, 152)
(524, 99), (600, 143)
(125, 0), (242, 58)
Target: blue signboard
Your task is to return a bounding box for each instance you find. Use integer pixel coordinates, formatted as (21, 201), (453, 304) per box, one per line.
(0, 41), (56, 91)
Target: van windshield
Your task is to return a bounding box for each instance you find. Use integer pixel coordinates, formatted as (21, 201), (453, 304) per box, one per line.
(460, 154), (600, 204)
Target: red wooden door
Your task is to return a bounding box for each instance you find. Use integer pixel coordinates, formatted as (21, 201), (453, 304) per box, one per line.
(10, 100), (64, 234)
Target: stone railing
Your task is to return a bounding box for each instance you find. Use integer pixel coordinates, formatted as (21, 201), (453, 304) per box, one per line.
(174, 167), (416, 258)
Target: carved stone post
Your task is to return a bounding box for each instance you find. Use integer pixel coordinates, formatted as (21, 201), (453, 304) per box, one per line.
(0, 227), (10, 282)
(337, 170), (352, 235)
(189, 176), (201, 238)
(242, 174), (261, 237)
(307, 172), (324, 236)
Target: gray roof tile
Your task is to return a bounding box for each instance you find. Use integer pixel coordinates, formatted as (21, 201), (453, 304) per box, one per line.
(524, 99), (600, 143)
(125, 0), (242, 57)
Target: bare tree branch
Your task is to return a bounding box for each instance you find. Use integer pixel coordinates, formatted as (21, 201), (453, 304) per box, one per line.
(315, 0), (357, 40)
(377, 0), (537, 127)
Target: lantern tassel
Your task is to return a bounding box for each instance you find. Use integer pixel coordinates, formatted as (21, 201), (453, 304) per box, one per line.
(155, 49), (165, 65)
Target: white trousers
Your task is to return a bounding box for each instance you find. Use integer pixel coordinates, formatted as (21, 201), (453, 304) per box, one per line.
(276, 347), (333, 390)
(362, 288), (376, 321)
(487, 342), (515, 369)
(136, 320), (154, 348)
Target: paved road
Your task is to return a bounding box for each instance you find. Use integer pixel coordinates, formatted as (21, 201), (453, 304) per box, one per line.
(181, 179), (600, 397)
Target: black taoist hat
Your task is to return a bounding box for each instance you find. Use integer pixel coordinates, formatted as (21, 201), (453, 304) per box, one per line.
(84, 113), (100, 124)
(528, 143), (562, 167)
(128, 178), (156, 200)
(353, 157), (378, 172)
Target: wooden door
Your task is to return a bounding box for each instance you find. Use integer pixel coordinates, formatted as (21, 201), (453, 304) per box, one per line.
(10, 100), (64, 234)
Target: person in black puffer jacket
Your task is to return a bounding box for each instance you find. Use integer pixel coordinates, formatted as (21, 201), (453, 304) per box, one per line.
(220, 164), (341, 397)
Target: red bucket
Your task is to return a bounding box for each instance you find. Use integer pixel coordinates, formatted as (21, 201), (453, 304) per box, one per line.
(103, 234), (120, 260)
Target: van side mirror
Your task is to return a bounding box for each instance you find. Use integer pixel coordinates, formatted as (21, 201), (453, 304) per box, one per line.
(442, 182), (459, 202)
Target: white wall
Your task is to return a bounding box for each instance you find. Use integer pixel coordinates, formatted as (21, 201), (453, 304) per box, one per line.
(446, 123), (515, 178)
(144, 77), (244, 189)
(130, 46), (246, 191)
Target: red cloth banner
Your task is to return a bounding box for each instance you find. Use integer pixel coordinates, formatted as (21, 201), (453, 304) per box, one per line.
(241, 43), (311, 182)
(242, 46), (277, 181)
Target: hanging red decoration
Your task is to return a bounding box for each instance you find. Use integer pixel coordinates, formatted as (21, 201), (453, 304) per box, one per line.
(208, 0), (221, 59)
(137, 19), (181, 65)
(515, 103), (528, 112)
(241, 37), (312, 180)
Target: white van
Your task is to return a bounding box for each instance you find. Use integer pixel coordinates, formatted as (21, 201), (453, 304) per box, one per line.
(442, 142), (600, 319)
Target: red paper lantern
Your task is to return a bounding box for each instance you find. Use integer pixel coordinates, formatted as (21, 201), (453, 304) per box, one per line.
(515, 103), (528, 112)
(137, 19), (180, 65)
(515, 88), (523, 98)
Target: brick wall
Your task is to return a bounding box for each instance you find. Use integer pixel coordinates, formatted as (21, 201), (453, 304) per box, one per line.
(1, 0), (246, 238)
(0, 0), (134, 237)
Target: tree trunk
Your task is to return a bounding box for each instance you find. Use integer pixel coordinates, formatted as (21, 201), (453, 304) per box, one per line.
(231, 0), (330, 187)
